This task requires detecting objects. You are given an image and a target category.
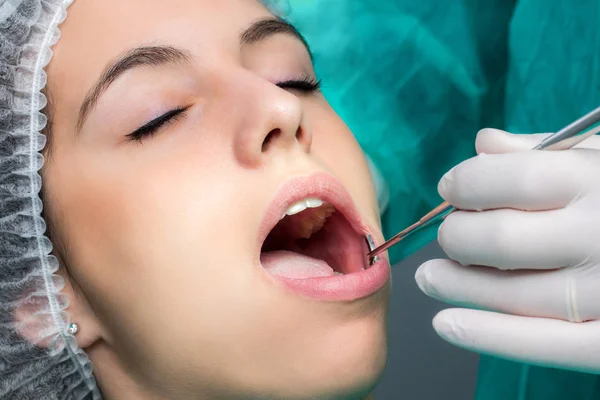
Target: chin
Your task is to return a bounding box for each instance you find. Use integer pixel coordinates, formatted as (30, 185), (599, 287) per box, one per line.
(260, 353), (387, 400)
(275, 302), (389, 400)
(321, 311), (388, 399)
(296, 350), (387, 400)
(324, 351), (387, 400)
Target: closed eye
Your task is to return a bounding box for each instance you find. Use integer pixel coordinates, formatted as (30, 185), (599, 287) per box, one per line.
(126, 107), (189, 142)
(276, 77), (322, 93)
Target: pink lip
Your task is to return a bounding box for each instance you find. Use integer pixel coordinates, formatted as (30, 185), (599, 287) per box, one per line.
(258, 172), (391, 302)
(273, 259), (391, 301)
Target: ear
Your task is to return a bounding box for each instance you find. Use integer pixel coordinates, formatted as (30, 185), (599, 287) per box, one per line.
(55, 268), (104, 349)
(14, 266), (103, 350)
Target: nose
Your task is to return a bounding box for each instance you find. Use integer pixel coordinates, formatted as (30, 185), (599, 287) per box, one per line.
(233, 78), (313, 167)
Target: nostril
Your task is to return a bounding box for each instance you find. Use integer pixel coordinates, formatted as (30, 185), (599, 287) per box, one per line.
(262, 128), (281, 152)
(295, 127), (304, 142)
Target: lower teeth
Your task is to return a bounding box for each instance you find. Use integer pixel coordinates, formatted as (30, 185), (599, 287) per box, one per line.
(334, 272), (344, 276)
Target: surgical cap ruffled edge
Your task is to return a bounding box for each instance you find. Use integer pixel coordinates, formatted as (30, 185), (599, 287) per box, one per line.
(0, 0), (99, 398)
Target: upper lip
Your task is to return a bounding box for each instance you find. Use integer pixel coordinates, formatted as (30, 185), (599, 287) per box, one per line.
(258, 172), (371, 249)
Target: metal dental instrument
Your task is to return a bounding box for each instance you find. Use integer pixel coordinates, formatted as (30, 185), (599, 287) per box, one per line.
(367, 104), (600, 265)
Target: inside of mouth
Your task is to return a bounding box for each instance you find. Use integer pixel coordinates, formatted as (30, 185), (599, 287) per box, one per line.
(260, 204), (367, 279)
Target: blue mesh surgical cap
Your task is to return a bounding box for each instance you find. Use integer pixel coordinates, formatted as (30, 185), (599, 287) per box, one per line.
(0, 0), (99, 398)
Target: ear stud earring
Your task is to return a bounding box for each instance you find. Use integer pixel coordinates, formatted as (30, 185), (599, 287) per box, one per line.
(67, 323), (79, 335)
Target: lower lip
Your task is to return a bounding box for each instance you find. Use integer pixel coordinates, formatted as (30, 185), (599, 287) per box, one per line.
(268, 257), (391, 302)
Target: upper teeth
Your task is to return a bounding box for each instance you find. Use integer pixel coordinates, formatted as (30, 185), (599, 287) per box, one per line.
(282, 197), (324, 219)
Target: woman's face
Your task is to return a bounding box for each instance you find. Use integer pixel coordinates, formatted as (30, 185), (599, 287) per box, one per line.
(43, 0), (390, 398)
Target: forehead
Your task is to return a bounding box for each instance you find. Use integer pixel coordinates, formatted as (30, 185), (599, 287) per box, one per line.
(46, 0), (274, 121)
(57, 0), (274, 55)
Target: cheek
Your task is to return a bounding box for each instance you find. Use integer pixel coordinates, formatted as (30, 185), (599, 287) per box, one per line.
(44, 148), (278, 376)
(44, 147), (259, 322)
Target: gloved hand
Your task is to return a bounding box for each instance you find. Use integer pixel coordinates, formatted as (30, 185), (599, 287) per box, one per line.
(415, 128), (600, 374)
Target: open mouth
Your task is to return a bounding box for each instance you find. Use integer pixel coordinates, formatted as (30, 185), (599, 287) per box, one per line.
(258, 173), (390, 301)
(261, 198), (368, 279)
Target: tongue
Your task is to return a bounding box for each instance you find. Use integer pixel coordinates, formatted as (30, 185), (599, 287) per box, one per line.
(261, 250), (335, 279)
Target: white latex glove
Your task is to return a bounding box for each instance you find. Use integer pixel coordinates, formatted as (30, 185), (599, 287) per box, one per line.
(415, 128), (600, 374)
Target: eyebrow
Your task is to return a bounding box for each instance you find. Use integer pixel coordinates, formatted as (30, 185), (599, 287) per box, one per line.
(77, 18), (311, 132)
(77, 46), (192, 132)
(241, 17), (311, 54)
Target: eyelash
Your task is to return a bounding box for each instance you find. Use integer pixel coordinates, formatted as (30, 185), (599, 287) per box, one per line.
(126, 77), (321, 142)
(276, 77), (322, 93)
(126, 107), (188, 142)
